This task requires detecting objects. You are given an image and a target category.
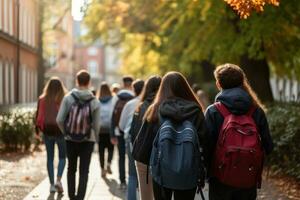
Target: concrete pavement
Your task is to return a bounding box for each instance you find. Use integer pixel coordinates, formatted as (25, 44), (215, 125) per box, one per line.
(23, 152), (209, 200)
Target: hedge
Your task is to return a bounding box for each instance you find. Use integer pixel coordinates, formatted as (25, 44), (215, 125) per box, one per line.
(267, 102), (300, 180)
(0, 108), (36, 151)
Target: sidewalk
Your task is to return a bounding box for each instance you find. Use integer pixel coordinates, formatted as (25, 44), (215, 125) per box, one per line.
(23, 152), (209, 200)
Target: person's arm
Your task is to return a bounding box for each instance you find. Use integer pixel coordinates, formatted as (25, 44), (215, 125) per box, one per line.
(119, 103), (130, 133)
(254, 108), (274, 155)
(56, 96), (70, 134)
(204, 105), (223, 177)
(92, 100), (101, 142)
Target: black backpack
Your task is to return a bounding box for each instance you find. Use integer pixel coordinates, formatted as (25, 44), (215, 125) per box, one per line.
(132, 120), (159, 165)
(112, 96), (134, 134)
(129, 100), (152, 144)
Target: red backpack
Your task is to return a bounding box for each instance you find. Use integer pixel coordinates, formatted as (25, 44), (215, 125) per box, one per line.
(212, 102), (264, 189)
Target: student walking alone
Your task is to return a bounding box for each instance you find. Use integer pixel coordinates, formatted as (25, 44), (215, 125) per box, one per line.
(119, 79), (145, 200)
(36, 77), (67, 194)
(205, 63), (273, 200)
(130, 75), (161, 200)
(98, 82), (115, 178)
(56, 70), (101, 200)
(110, 76), (135, 189)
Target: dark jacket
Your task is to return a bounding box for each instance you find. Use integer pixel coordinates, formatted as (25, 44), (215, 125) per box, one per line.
(205, 87), (274, 172)
(129, 93), (155, 143)
(110, 89), (134, 138)
(134, 97), (207, 165)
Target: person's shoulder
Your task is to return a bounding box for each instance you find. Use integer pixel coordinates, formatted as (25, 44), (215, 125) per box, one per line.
(205, 103), (218, 114)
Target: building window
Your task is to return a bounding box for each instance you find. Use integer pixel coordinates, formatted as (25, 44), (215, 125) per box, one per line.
(20, 7), (23, 42)
(4, 62), (9, 104)
(23, 9), (27, 44)
(3, 0), (8, 33)
(0, 61), (3, 104)
(32, 16), (35, 47)
(88, 47), (98, 56)
(9, 0), (13, 35)
(87, 60), (99, 75)
(19, 65), (26, 103)
(10, 63), (14, 104)
(28, 14), (32, 46)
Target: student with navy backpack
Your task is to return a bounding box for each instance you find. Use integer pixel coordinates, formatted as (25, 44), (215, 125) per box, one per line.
(98, 82), (115, 178)
(134, 72), (207, 200)
(56, 70), (101, 200)
(205, 63), (273, 200)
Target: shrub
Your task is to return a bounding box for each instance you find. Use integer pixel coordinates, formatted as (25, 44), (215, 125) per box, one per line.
(266, 102), (300, 180)
(0, 108), (36, 151)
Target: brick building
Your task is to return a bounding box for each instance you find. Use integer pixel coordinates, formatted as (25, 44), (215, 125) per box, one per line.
(45, 9), (74, 90)
(74, 43), (105, 88)
(0, 0), (39, 106)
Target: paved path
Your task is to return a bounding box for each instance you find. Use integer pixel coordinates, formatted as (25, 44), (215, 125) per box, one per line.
(23, 152), (209, 200)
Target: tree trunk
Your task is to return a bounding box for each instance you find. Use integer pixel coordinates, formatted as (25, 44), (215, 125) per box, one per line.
(240, 56), (274, 102)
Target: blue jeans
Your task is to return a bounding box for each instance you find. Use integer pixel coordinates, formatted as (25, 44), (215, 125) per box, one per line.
(43, 134), (66, 185)
(126, 139), (138, 200)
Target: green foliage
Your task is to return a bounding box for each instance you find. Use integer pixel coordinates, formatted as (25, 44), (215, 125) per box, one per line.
(84, 0), (300, 79)
(0, 108), (36, 151)
(267, 103), (300, 180)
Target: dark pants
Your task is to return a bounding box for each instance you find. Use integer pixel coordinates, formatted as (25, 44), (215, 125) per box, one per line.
(209, 178), (257, 200)
(153, 180), (196, 200)
(117, 135), (126, 183)
(98, 134), (114, 169)
(66, 141), (94, 200)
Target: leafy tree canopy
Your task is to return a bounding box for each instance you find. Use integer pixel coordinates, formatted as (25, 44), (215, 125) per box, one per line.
(84, 0), (300, 79)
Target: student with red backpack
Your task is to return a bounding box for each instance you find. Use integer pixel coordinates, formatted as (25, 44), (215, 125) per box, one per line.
(110, 76), (135, 189)
(36, 77), (67, 194)
(56, 70), (101, 200)
(205, 63), (273, 200)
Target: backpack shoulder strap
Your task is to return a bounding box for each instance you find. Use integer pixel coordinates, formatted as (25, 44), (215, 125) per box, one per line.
(214, 102), (231, 117)
(71, 93), (79, 102)
(247, 105), (257, 117)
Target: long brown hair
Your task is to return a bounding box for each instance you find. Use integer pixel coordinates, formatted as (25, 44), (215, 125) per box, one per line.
(98, 82), (112, 98)
(40, 77), (66, 105)
(145, 71), (203, 122)
(214, 63), (264, 109)
(136, 75), (161, 112)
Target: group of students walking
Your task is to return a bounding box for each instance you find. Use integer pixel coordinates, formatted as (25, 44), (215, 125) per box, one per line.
(36, 63), (273, 200)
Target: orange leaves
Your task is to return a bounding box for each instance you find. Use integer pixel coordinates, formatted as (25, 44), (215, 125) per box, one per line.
(224, 0), (280, 19)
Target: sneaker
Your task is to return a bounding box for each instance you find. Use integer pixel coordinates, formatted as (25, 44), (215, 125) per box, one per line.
(55, 181), (64, 193)
(106, 164), (112, 174)
(101, 169), (107, 178)
(119, 182), (127, 190)
(50, 184), (56, 193)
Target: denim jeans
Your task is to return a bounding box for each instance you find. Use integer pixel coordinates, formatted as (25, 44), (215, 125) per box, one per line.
(126, 139), (138, 200)
(66, 141), (94, 200)
(43, 134), (66, 185)
(117, 136), (126, 183)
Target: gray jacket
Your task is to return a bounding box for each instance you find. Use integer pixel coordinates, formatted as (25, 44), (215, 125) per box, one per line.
(56, 88), (100, 142)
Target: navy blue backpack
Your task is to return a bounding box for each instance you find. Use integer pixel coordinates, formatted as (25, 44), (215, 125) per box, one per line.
(150, 119), (205, 191)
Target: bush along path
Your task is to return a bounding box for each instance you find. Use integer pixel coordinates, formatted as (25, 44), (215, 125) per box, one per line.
(0, 149), (47, 200)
